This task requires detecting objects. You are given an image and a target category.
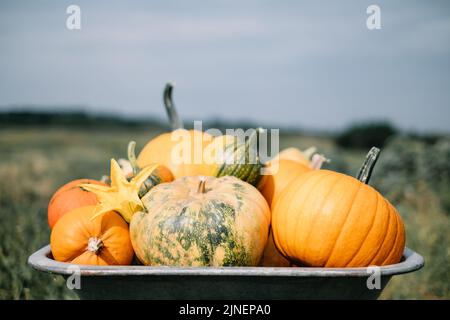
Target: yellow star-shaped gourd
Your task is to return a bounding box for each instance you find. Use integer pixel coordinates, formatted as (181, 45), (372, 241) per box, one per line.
(80, 159), (159, 223)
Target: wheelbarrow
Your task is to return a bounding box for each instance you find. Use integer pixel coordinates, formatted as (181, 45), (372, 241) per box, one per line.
(28, 245), (424, 299)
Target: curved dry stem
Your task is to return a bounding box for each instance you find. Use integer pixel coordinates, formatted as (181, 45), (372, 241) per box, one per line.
(357, 147), (381, 184)
(163, 82), (183, 130)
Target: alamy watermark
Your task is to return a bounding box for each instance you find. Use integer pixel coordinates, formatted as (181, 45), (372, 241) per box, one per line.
(65, 5), (381, 31)
(367, 5), (381, 30)
(366, 266), (381, 290)
(66, 5), (81, 30)
(169, 121), (279, 175)
(66, 265), (81, 290)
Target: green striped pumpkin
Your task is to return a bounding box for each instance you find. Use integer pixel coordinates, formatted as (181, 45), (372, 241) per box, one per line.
(130, 175), (270, 266)
(206, 130), (264, 186)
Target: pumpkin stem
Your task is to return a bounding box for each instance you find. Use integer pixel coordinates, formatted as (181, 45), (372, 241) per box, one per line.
(163, 82), (184, 130)
(100, 175), (110, 184)
(310, 154), (328, 170)
(357, 147), (381, 184)
(302, 147), (317, 161)
(127, 141), (140, 176)
(87, 237), (104, 254)
(197, 176), (207, 194)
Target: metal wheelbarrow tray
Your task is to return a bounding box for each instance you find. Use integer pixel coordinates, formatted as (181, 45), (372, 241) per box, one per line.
(28, 245), (424, 299)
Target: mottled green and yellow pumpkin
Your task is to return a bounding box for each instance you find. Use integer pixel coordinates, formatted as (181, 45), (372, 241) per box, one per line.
(272, 148), (406, 267)
(130, 175), (270, 266)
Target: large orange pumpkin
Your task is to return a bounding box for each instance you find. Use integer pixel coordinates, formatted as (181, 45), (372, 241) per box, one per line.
(272, 151), (405, 267)
(50, 205), (134, 265)
(48, 179), (106, 229)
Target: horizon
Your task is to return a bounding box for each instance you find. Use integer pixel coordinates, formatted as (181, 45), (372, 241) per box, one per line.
(1, 106), (446, 137)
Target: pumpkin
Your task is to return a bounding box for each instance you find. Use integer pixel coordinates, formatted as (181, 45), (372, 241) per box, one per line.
(130, 175), (271, 266)
(258, 146), (328, 207)
(138, 129), (213, 179)
(260, 229), (291, 267)
(258, 159), (311, 209)
(48, 179), (106, 229)
(203, 130), (263, 186)
(258, 158), (324, 267)
(50, 205), (134, 265)
(276, 147), (316, 166)
(272, 147), (406, 267)
(137, 83), (213, 178)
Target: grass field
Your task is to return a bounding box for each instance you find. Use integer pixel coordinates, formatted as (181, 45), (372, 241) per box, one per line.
(0, 126), (448, 299)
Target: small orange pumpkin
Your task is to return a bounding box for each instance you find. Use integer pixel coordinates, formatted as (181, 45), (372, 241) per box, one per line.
(48, 179), (106, 229)
(50, 205), (134, 265)
(260, 229), (291, 267)
(259, 154), (326, 266)
(272, 148), (406, 267)
(276, 147), (316, 166)
(258, 159), (311, 209)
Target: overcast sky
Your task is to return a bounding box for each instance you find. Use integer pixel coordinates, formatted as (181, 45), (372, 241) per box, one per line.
(0, 0), (449, 132)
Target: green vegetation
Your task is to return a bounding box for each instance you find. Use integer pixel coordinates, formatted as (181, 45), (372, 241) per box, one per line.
(372, 136), (450, 299)
(335, 121), (398, 149)
(0, 124), (448, 299)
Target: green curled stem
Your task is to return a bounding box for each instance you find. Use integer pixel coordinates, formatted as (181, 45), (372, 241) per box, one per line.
(127, 141), (140, 176)
(163, 82), (183, 130)
(357, 147), (380, 184)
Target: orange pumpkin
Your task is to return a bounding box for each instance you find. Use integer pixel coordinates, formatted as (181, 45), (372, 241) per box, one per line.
(258, 159), (311, 209)
(137, 84), (213, 178)
(258, 155), (325, 267)
(272, 149), (405, 267)
(48, 179), (106, 229)
(276, 147), (315, 166)
(50, 205), (134, 265)
(260, 230), (291, 267)
(138, 129), (213, 179)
